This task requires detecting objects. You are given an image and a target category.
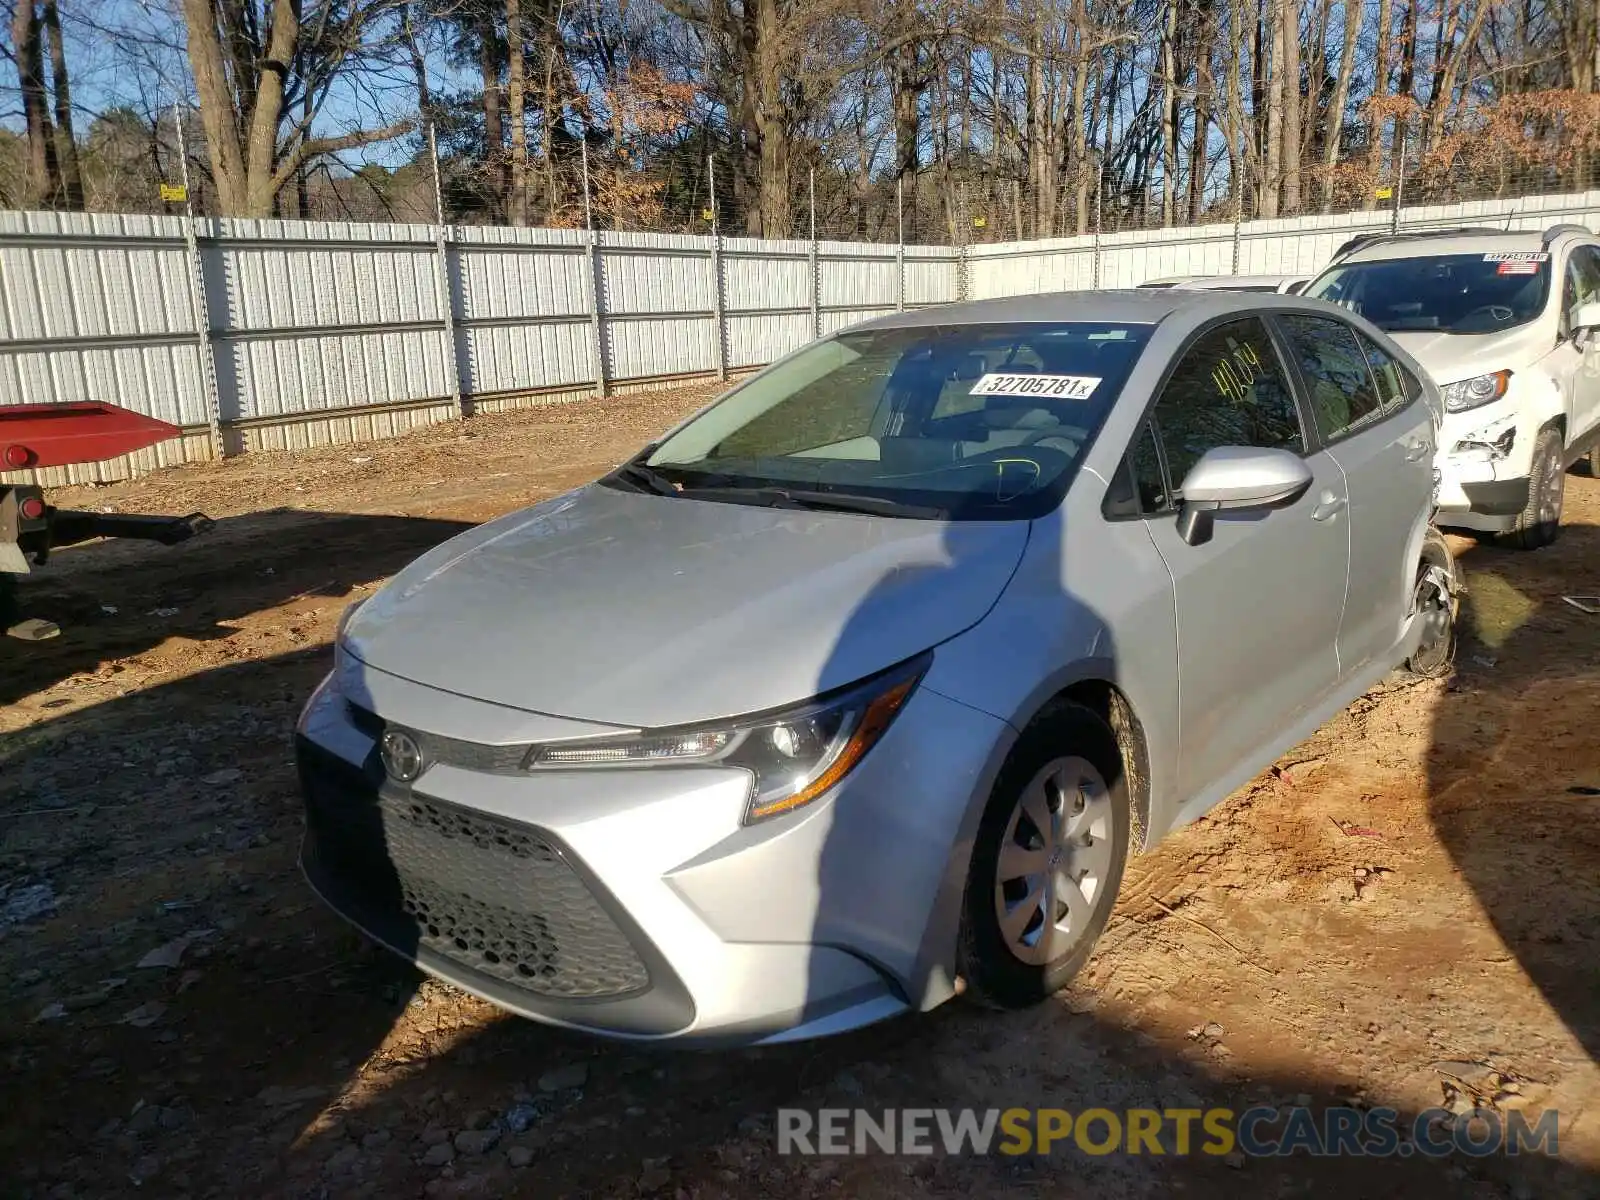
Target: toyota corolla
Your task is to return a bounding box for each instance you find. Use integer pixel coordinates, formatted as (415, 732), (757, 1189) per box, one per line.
(296, 289), (1458, 1045)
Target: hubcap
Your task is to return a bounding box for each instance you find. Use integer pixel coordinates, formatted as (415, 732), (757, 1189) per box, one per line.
(994, 756), (1114, 966)
(1538, 446), (1563, 528)
(1410, 567), (1452, 671)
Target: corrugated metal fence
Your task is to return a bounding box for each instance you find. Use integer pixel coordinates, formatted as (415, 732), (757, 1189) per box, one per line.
(4, 186), (1599, 484)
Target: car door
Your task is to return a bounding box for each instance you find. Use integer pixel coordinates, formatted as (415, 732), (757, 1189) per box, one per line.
(1562, 245), (1600, 444)
(1275, 312), (1434, 676)
(1128, 315), (1350, 803)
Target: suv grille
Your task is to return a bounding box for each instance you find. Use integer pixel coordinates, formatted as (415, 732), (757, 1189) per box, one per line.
(302, 753), (650, 1000)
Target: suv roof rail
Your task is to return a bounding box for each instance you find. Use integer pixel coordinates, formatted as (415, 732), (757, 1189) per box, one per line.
(1330, 225), (1523, 263)
(1541, 222), (1591, 247)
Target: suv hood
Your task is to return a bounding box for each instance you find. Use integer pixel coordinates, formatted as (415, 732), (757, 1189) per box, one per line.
(342, 483), (1029, 728)
(1386, 325), (1549, 386)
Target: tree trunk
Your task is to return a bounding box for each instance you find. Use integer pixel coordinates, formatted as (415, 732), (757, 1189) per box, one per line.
(1424, 0), (1490, 148)
(1160, 0), (1179, 225)
(1321, 0), (1359, 210)
(1281, 0), (1302, 213)
(1362, 0), (1392, 208)
(753, 0), (791, 237)
(1190, 12), (1209, 224)
(1389, 0), (1417, 190)
(506, 0), (528, 224)
(11, 1), (60, 209)
(41, 0), (81, 210)
(1069, 1), (1090, 234)
(1263, 0), (1284, 217)
(481, 32), (507, 221)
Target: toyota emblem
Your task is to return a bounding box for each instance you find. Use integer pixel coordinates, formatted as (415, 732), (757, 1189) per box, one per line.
(380, 729), (424, 782)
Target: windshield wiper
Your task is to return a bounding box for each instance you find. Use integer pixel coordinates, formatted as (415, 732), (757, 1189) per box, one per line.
(677, 484), (945, 519)
(610, 460), (680, 496)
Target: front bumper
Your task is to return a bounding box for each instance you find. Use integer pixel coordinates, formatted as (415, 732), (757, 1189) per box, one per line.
(1431, 405), (1532, 532)
(294, 665), (1007, 1044)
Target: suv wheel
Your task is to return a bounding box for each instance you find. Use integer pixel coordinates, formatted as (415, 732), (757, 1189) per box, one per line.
(1503, 426), (1564, 550)
(957, 701), (1130, 1009)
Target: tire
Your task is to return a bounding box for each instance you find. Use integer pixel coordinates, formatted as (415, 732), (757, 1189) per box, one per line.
(0, 573), (16, 633)
(957, 701), (1131, 1009)
(1587, 444), (1600, 478)
(1501, 426), (1564, 550)
(1401, 526), (1460, 680)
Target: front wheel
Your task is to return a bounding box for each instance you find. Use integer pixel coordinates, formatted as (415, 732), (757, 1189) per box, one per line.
(957, 702), (1131, 1009)
(1501, 427), (1564, 550)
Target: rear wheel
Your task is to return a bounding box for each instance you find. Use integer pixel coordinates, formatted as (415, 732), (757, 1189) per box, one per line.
(1401, 527), (1459, 680)
(1501, 426), (1564, 550)
(957, 702), (1131, 1009)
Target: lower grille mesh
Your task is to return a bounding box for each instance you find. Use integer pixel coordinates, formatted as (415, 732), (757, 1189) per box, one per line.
(303, 761), (650, 1000)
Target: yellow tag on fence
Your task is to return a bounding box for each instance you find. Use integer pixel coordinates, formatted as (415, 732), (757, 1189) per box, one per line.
(1374, 186), (1393, 200)
(160, 183), (188, 202)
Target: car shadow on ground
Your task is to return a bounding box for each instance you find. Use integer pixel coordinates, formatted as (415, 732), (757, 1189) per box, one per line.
(1427, 521), (1600, 1068)
(0, 508), (475, 707)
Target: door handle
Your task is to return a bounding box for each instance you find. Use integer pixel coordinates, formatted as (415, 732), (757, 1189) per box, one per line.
(1403, 438), (1431, 462)
(1311, 492), (1348, 521)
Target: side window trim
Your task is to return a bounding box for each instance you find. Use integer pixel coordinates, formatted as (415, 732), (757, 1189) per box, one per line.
(1265, 309), (1407, 450)
(1260, 311), (1329, 455)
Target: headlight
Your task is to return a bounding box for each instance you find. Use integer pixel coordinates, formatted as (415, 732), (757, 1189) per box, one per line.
(525, 655), (929, 824)
(1440, 370), (1512, 413)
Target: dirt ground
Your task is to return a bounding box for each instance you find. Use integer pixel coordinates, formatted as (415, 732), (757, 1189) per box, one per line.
(2, 381), (1599, 1200)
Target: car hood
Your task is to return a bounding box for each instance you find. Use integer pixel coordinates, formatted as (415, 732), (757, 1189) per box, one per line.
(342, 483), (1029, 728)
(1385, 326), (1546, 385)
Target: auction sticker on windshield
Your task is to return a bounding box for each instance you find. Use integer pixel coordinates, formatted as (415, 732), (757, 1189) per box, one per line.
(1482, 252), (1549, 262)
(970, 373), (1102, 399)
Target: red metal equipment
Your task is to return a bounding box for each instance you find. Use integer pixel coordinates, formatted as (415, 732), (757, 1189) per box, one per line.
(2, 401), (213, 632)
(0, 402), (191, 471)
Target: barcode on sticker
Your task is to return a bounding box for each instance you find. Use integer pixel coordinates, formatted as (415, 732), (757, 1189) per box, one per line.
(1483, 252), (1549, 263)
(970, 373), (1101, 399)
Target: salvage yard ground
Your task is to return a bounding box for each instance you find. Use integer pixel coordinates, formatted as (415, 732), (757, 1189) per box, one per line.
(2, 380), (1599, 1199)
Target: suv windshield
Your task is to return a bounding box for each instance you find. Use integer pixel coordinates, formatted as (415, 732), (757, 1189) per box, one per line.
(620, 321), (1153, 520)
(1305, 252), (1552, 334)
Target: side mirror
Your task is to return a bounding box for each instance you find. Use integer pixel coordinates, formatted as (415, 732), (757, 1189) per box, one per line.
(1571, 300), (1600, 334)
(1175, 446), (1315, 546)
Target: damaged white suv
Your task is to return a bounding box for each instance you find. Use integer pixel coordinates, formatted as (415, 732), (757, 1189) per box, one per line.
(1304, 225), (1600, 547)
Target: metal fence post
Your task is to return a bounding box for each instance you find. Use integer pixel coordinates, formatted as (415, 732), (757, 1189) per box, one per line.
(581, 140), (608, 399)
(1092, 165), (1104, 289)
(173, 102), (225, 461)
(1232, 189), (1243, 276)
(808, 169), (821, 339)
(956, 182), (970, 302)
(1391, 118), (1409, 235)
(895, 174), (906, 312)
(428, 121), (465, 418)
(709, 156), (728, 381)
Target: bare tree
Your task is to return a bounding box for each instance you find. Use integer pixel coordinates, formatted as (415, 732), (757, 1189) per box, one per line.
(179, 0), (416, 217)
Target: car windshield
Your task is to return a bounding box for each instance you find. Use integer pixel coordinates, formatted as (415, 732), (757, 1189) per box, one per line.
(624, 321), (1153, 520)
(1305, 252), (1552, 334)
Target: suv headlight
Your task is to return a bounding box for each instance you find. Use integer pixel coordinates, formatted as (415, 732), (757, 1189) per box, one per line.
(525, 654), (930, 824)
(1440, 370), (1512, 413)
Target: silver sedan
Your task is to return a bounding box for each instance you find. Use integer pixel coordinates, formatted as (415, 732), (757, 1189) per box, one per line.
(295, 288), (1460, 1045)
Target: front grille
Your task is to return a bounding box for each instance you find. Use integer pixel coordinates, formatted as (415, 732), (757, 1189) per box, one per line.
(301, 749), (650, 1000)
(348, 702), (531, 774)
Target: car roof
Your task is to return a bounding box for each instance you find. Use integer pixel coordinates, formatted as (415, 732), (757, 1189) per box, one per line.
(851, 288), (1311, 331)
(1336, 224), (1593, 264)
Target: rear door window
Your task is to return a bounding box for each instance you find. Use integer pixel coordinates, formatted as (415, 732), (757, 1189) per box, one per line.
(1278, 314), (1385, 443)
